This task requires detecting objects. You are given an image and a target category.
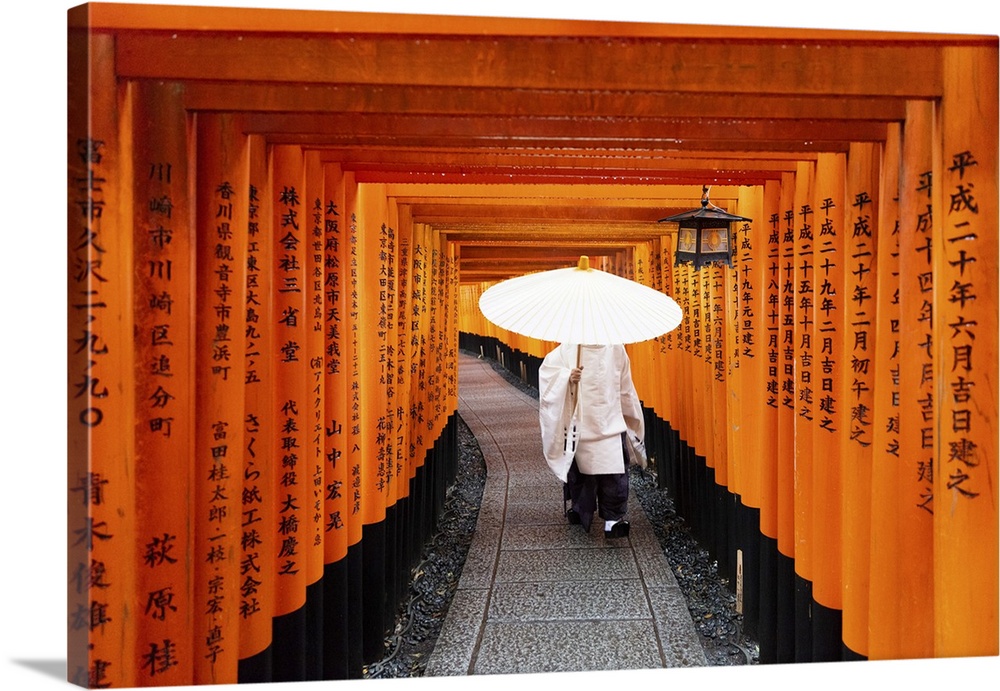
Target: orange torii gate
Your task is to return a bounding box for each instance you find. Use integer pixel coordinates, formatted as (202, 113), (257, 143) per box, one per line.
(67, 3), (996, 687)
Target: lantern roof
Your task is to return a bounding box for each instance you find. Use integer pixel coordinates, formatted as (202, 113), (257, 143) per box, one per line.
(657, 201), (751, 224)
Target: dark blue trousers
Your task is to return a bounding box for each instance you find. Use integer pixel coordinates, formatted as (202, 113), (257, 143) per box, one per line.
(563, 451), (629, 531)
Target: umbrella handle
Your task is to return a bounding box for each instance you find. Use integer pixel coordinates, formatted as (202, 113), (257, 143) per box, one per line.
(570, 344), (582, 399)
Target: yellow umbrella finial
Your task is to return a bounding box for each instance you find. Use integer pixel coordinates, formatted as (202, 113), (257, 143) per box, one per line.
(577, 255), (590, 271)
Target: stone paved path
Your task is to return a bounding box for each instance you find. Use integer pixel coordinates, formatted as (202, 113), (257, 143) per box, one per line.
(424, 352), (707, 676)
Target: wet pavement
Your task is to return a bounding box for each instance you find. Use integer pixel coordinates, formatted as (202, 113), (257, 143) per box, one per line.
(424, 352), (708, 676)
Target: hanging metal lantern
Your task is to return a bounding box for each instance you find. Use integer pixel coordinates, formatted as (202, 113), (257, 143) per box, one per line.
(658, 185), (751, 270)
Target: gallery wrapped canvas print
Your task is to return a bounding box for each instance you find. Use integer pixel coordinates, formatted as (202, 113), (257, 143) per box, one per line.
(63, 1), (996, 689)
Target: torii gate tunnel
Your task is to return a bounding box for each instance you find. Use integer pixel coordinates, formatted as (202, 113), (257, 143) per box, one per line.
(67, 3), (998, 688)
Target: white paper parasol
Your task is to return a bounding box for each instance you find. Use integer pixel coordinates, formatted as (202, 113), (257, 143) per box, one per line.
(478, 255), (683, 346)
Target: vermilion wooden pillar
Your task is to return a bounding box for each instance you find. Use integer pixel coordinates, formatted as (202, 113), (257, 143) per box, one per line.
(844, 140), (885, 659)
(67, 27), (137, 691)
(342, 171), (363, 556)
(732, 187), (766, 514)
(709, 260), (729, 575)
(129, 78), (196, 687)
(354, 183), (391, 662)
(870, 100), (937, 660)
(732, 185), (765, 640)
(340, 171), (366, 677)
(395, 204), (418, 577)
(269, 144), (310, 680)
(193, 111), (249, 685)
(320, 160), (352, 680)
(320, 161), (348, 557)
(304, 151), (328, 597)
(933, 45), (998, 658)
(790, 159), (816, 662)
(755, 176), (783, 664)
(237, 132), (276, 677)
(810, 151), (846, 661)
(725, 217), (745, 508)
(652, 236), (674, 427)
(859, 123), (902, 662)
(774, 169), (798, 663)
(629, 242), (655, 413)
(842, 140), (880, 662)
(758, 177), (782, 535)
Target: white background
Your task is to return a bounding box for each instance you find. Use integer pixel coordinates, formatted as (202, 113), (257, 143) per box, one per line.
(2, 1), (997, 690)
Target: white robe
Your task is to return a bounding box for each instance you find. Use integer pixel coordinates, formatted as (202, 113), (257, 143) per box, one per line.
(538, 343), (645, 482)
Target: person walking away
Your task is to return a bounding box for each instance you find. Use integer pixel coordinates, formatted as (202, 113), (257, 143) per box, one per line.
(537, 343), (644, 539)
